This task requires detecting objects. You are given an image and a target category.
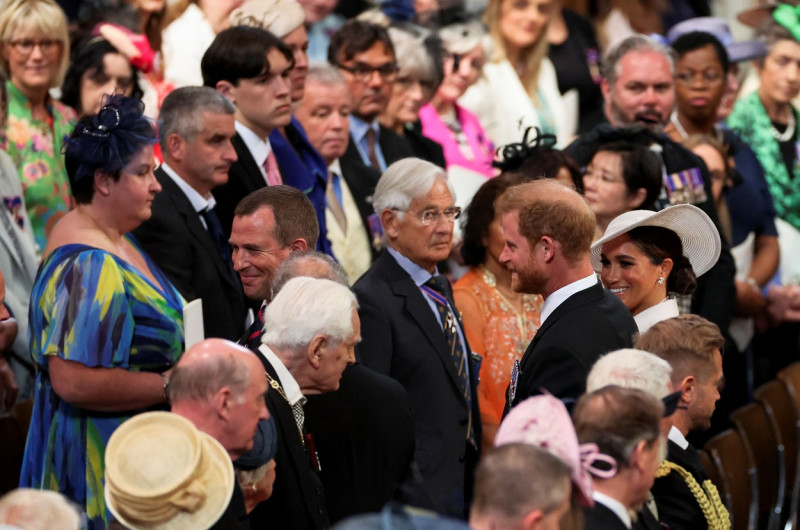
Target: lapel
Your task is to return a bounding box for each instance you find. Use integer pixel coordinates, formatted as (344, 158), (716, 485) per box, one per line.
(231, 133), (268, 192)
(156, 169), (239, 291)
(378, 252), (465, 395)
(519, 282), (603, 372)
(378, 124), (413, 166)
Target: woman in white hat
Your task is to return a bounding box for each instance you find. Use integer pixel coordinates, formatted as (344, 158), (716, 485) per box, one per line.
(591, 204), (721, 333)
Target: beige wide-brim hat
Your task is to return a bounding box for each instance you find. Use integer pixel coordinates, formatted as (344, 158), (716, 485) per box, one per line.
(230, 0), (306, 38)
(590, 204), (721, 277)
(104, 412), (234, 530)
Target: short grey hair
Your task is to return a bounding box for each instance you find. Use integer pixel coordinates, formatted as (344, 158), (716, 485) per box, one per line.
(168, 348), (251, 403)
(389, 27), (437, 83)
(272, 250), (349, 294)
(587, 348), (672, 399)
(602, 34), (677, 87)
(372, 157), (454, 214)
(159, 86), (235, 152)
(306, 63), (347, 88)
(756, 17), (798, 62)
(263, 277), (358, 352)
(0, 489), (81, 530)
(438, 21), (487, 56)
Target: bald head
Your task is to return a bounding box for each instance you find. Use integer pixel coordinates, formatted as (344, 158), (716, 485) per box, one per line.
(170, 339), (256, 402)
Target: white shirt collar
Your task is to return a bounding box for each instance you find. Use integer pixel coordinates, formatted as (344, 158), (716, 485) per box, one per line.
(328, 158), (342, 176)
(160, 162), (216, 213)
(592, 491), (632, 529)
(668, 425), (690, 450)
(235, 120), (272, 170)
(540, 273), (598, 325)
(633, 298), (679, 334)
(258, 343), (305, 406)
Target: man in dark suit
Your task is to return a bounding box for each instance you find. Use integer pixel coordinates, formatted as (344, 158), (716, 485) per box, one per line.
(252, 276), (360, 530)
(201, 26), (296, 237)
(574, 386), (665, 530)
(636, 315), (730, 530)
(228, 186), (319, 350)
(133, 87), (247, 341)
(295, 64), (382, 282)
(271, 251), (415, 524)
(353, 158), (481, 518)
(328, 20), (415, 174)
(469, 443), (572, 530)
(499, 179), (637, 411)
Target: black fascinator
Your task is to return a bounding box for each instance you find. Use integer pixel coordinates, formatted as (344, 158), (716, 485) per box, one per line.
(493, 127), (557, 172)
(64, 94), (158, 183)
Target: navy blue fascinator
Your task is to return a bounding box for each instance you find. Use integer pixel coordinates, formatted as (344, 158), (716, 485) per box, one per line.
(64, 94), (158, 183)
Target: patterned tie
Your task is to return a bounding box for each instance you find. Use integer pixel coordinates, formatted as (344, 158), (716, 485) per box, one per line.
(422, 275), (477, 448)
(267, 373), (306, 444)
(200, 206), (236, 280)
(363, 128), (382, 171)
(263, 150), (283, 186)
(326, 170), (347, 232)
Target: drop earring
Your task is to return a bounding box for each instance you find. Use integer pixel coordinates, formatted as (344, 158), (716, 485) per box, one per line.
(657, 276), (665, 286)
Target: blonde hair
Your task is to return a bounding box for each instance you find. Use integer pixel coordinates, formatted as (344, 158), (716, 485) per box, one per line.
(483, 0), (550, 102)
(0, 0), (70, 87)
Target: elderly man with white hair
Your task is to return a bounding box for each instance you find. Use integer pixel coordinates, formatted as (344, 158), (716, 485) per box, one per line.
(249, 275), (360, 529)
(353, 157), (481, 518)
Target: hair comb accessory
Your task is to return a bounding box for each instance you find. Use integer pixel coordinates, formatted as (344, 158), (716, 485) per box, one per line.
(493, 127), (557, 172)
(65, 94), (158, 183)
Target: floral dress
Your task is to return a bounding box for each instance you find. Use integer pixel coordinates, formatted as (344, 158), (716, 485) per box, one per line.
(19, 239), (185, 530)
(1, 80), (76, 252)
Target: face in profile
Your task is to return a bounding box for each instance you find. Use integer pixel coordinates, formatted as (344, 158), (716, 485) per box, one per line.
(108, 144), (161, 227)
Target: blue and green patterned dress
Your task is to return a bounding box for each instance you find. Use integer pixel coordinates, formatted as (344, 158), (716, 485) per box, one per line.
(19, 239), (185, 530)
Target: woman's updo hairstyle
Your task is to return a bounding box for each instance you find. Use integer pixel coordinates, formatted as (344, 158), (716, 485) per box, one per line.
(628, 225), (697, 295)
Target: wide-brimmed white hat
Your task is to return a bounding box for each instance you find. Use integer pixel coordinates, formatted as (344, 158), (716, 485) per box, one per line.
(230, 0), (306, 38)
(104, 412), (234, 530)
(590, 204), (721, 277)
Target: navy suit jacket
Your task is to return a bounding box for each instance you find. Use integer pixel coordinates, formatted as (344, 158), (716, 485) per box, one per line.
(506, 281), (637, 413)
(583, 501), (631, 530)
(133, 168), (247, 341)
(353, 251), (481, 518)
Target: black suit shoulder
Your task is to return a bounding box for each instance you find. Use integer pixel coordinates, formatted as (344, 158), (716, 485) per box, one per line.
(583, 502), (630, 530)
(402, 125), (446, 168)
(304, 363), (414, 524)
(511, 283), (637, 409)
(651, 440), (712, 530)
(214, 134), (266, 237)
(132, 169), (247, 341)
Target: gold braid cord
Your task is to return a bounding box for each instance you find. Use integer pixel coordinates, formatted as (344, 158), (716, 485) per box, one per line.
(656, 461), (731, 530)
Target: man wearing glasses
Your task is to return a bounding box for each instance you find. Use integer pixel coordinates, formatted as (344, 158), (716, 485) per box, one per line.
(353, 158), (481, 519)
(328, 20), (413, 173)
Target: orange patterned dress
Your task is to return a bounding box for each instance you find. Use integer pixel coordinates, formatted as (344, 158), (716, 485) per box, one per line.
(453, 266), (543, 427)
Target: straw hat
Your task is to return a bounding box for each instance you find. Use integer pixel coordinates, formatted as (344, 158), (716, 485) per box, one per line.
(590, 204), (721, 277)
(104, 412), (234, 530)
(229, 0), (306, 39)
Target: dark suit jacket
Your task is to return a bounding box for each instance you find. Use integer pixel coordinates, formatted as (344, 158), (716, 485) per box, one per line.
(565, 125), (736, 336)
(246, 346), (330, 530)
(340, 125), (414, 175)
(353, 251), (482, 518)
(583, 501), (631, 530)
(304, 363), (415, 524)
(506, 281), (637, 412)
(211, 483), (250, 530)
(403, 123), (446, 168)
(133, 168), (247, 341)
(337, 155), (382, 260)
(651, 439), (710, 530)
(212, 133), (286, 239)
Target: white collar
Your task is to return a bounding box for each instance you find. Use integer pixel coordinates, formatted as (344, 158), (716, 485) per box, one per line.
(592, 491), (632, 529)
(160, 162), (215, 214)
(633, 298), (679, 334)
(540, 273), (598, 325)
(668, 425), (690, 450)
(235, 120), (272, 169)
(258, 343), (305, 406)
(328, 158), (343, 176)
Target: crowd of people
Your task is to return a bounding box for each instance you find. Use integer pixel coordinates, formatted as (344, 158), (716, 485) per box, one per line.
(0, 0), (799, 528)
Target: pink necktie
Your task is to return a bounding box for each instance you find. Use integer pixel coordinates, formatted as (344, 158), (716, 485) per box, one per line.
(264, 150), (283, 186)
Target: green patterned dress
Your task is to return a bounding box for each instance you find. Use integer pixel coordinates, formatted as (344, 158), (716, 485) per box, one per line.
(19, 239), (185, 529)
(1, 80), (76, 253)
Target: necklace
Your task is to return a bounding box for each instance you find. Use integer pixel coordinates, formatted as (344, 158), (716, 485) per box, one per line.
(669, 113), (723, 143)
(771, 108), (796, 142)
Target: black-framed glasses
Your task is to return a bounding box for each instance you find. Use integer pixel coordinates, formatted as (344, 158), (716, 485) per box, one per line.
(392, 206), (461, 225)
(7, 38), (62, 56)
(338, 62), (400, 83)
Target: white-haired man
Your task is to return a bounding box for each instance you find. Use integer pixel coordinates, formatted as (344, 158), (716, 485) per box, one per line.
(251, 276), (359, 529)
(353, 157), (481, 518)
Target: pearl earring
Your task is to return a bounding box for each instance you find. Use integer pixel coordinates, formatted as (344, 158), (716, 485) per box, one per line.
(657, 276), (665, 286)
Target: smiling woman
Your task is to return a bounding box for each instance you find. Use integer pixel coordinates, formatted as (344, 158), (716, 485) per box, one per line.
(0, 0), (75, 252)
